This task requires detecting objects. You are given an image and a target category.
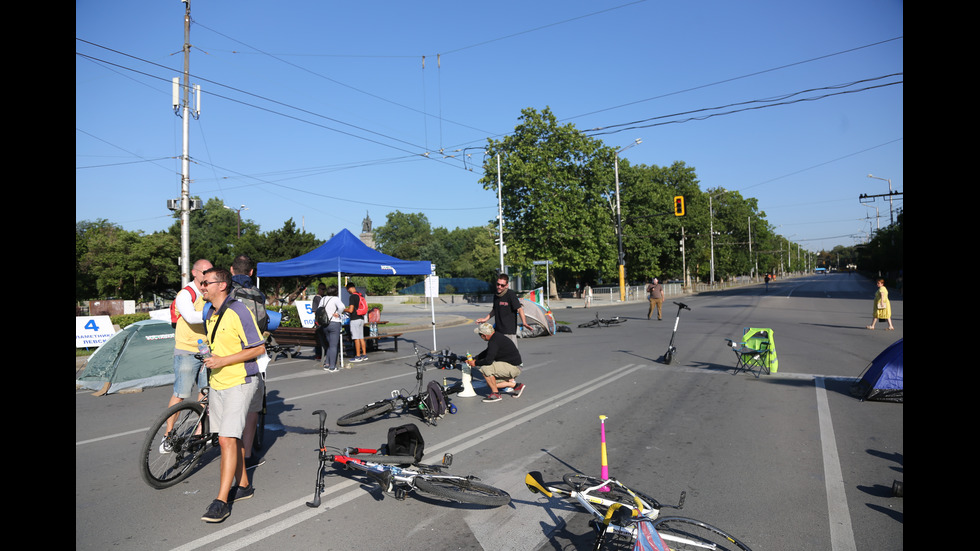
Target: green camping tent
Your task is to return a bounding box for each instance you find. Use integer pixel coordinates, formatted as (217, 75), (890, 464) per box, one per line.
(76, 320), (176, 396)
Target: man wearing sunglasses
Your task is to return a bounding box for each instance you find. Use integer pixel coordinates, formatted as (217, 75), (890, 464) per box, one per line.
(476, 273), (529, 347)
(198, 268), (267, 523)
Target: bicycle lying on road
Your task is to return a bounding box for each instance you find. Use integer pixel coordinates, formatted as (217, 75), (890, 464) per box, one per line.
(579, 313), (628, 328)
(525, 472), (753, 550)
(307, 411), (511, 508)
(335, 344), (465, 427)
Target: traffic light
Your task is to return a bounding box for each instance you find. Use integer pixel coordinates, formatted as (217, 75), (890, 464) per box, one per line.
(673, 195), (685, 217)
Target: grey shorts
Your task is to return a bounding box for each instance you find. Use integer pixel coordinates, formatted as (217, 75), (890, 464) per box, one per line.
(479, 361), (522, 380)
(210, 379), (259, 438)
(350, 319), (365, 339)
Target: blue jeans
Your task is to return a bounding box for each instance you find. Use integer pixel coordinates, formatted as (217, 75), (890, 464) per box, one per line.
(321, 322), (342, 368)
(173, 351), (207, 399)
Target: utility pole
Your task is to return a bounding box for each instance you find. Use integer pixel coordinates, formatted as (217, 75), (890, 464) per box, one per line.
(497, 153), (505, 274)
(173, 0), (201, 285)
(613, 139), (641, 301)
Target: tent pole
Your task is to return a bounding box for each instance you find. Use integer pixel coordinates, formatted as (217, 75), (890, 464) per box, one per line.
(431, 293), (437, 351)
(337, 271), (343, 367)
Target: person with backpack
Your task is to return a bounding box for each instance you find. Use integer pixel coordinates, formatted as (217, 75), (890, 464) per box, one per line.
(162, 258), (213, 441)
(344, 282), (369, 362)
(311, 284), (329, 361)
(229, 254), (268, 469)
(315, 285), (345, 371)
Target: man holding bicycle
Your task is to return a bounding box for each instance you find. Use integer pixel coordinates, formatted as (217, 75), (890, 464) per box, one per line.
(199, 267), (267, 523)
(467, 323), (525, 402)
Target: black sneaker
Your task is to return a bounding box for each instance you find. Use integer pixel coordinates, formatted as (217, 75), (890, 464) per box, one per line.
(512, 383), (526, 398)
(228, 484), (255, 502)
(482, 393), (502, 403)
(201, 499), (230, 523)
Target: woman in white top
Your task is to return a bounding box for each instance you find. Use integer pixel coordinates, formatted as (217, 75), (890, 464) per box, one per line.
(318, 285), (346, 371)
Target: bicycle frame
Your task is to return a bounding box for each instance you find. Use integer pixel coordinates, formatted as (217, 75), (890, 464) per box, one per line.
(526, 472), (686, 548)
(309, 410), (510, 508)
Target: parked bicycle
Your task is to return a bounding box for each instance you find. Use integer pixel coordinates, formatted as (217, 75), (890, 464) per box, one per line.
(307, 411), (510, 508)
(525, 472), (752, 550)
(335, 344), (465, 426)
(579, 313), (628, 328)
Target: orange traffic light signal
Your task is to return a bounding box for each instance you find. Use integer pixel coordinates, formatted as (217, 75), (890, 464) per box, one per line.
(673, 195), (685, 216)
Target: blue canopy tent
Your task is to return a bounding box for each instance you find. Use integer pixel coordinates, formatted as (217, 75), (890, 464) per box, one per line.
(257, 228), (431, 278)
(256, 228), (436, 353)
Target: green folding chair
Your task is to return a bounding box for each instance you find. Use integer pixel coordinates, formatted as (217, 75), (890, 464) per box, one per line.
(725, 327), (777, 377)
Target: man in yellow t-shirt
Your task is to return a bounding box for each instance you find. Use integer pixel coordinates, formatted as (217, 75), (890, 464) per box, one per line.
(199, 268), (266, 523)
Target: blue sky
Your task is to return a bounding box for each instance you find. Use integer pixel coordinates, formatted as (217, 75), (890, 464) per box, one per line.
(76, 0), (903, 254)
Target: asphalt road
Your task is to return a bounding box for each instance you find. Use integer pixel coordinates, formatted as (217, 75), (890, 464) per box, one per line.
(76, 273), (903, 550)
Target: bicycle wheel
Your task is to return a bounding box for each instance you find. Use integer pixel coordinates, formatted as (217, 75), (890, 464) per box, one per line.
(652, 517), (753, 551)
(415, 477), (511, 507)
(139, 401), (210, 489)
(253, 391), (267, 451)
(578, 319), (599, 328)
(336, 400), (396, 426)
(605, 318), (627, 325)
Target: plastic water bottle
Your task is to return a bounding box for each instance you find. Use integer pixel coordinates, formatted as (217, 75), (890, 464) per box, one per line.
(197, 339), (211, 359)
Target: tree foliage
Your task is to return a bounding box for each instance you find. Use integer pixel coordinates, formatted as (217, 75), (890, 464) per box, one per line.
(76, 219), (179, 300)
(481, 107), (619, 281)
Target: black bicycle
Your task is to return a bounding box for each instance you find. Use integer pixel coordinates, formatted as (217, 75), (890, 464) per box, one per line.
(139, 357), (216, 489)
(336, 345), (465, 427)
(578, 312), (628, 328)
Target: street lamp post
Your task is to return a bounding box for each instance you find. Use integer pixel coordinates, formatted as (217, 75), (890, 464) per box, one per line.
(225, 204), (248, 238)
(614, 138), (641, 302)
(867, 174), (894, 226)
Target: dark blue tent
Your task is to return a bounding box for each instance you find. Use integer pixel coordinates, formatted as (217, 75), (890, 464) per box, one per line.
(256, 229), (432, 277)
(853, 338), (903, 402)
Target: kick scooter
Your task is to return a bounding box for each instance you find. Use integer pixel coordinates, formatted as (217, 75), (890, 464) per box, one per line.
(661, 302), (691, 365)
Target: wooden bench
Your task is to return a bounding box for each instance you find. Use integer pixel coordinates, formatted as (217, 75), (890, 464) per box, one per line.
(358, 332), (404, 353)
(268, 327), (317, 359)
(268, 326), (404, 359)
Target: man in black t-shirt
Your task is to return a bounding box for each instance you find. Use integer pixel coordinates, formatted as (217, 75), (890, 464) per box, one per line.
(345, 282), (368, 362)
(476, 273), (529, 346)
(467, 323), (525, 403)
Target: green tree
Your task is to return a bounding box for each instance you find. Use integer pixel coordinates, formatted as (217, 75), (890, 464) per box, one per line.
(621, 162), (706, 283)
(480, 107), (619, 281)
(253, 218), (323, 301)
(168, 197), (261, 270)
(76, 220), (179, 300)
(374, 211), (433, 261)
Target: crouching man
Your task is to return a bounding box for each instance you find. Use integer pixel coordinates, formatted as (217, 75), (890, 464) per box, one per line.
(466, 323), (526, 403)
(199, 267), (266, 523)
